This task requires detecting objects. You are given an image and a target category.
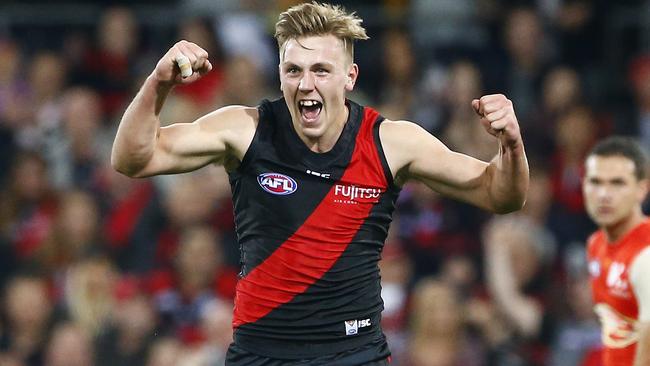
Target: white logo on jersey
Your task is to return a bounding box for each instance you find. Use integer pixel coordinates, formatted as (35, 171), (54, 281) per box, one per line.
(257, 173), (298, 195)
(344, 318), (371, 336)
(334, 184), (382, 204)
(306, 169), (331, 179)
(606, 262), (628, 292)
(345, 320), (358, 335)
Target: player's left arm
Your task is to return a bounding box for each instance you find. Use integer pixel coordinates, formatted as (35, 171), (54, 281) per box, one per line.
(380, 94), (529, 214)
(630, 247), (650, 366)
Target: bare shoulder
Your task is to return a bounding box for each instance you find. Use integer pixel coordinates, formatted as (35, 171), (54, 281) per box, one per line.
(198, 105), (258, 157)
(197, 105), (259, 133)
(378, 119), (447, 182)
(379, 119), (444, 147)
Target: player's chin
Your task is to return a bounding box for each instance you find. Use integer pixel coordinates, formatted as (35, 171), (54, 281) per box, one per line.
(594, 215), (618, 228)
(300, 125), (325, 140)
(298, 114), (324, 133)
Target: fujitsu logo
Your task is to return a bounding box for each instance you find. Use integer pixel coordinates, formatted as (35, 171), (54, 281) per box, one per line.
(334, 184), (382, 204)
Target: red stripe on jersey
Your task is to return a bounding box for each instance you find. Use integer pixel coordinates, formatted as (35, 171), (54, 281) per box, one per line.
(233, 107), (386, 328)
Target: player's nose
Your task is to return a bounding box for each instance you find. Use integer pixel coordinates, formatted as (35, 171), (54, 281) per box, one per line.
(299, 72), (315, 91)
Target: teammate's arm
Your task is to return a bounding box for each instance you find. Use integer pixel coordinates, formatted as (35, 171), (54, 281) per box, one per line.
(630, 248), (650, 366)
(380, 94), (529, 214)
(111, 40), (257, 178)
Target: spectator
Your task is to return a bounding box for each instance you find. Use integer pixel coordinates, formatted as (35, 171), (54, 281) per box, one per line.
(62, 257), (117, 337)
(440, 60), (495, 162)
(79, 6), (141, 120)
(44, 322), (94, 366)
(0, 151), (58, 262)
(547, 105), (598, 248)
(407, 278), (485, 366)
(145, 337), (183, 366)
(94, 276), (158, 366)
(483, 213), (556, 365)
(0, 274), (53, 366)
(149, 225), (231, 344)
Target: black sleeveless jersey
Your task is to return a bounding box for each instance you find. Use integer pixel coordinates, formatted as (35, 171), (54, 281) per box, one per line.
(227, 98), (401, 359)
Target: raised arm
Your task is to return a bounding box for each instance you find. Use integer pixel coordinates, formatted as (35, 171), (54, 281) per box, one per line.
(380, 94), (529, 214)
(111, 40), (257, 178)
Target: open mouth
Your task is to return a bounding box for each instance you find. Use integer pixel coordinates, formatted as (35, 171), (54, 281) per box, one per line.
(299, 100), (322, 122)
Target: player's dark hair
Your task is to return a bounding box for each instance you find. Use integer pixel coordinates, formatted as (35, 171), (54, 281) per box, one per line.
(587, 136), (648, 180)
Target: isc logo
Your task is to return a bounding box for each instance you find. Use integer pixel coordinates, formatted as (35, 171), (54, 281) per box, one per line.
(257, 173), (298, 195)
(344, 318), (372, 336)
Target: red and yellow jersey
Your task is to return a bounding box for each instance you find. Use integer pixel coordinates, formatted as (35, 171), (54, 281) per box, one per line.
(587, 219), (650, 366)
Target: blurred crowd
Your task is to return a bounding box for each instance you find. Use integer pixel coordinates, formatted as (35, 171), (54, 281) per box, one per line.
(0, 0), (649, 365)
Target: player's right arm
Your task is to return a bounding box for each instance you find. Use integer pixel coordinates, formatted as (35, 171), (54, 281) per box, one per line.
(111, 40), (257, 178)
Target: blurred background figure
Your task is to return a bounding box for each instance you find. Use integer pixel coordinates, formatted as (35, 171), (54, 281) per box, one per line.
(617, 54), (650, 147)
(548, 245), (601, 366)
(44, 322), (94, 366)
(491, 6), (553, 122)
(145, 337), (183, 366)
(78, 6), (141, 121)
(0, 274), (53, 366)
(0, 151), (57, 266)
(94, 275), (157, 366)
(162, 16), (226, 123)
(149, 224), (234, 346)
(407, 278), (485, 366)
(44, 87), (108, 191)
(547, 105), (599, 249)
(440, 60), (495, 162)
(35, 189), (102, 301)
(375, 27), (418, 121)
(483, 212), (556, 365)
(61, 258), (117, 338)
(17, 51), (68, 154)
(195, 298), (233, 365)
(527, 65), (584, 158)
(379, 231), (412, 365)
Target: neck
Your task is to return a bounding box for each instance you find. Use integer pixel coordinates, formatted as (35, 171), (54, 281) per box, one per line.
(605, 209), (646, 243)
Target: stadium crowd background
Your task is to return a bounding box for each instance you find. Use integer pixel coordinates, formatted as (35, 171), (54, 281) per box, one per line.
(0, 0), (649, 365)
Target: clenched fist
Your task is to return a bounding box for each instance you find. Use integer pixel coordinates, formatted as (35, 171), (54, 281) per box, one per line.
(472, 94), (522, 150)
(153, 40), (212, 85)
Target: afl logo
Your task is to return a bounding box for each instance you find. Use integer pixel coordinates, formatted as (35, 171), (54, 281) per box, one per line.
(257, 173), (298, 195)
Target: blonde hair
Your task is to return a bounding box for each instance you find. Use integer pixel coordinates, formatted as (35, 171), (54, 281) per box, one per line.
(275, 2), (368, 62)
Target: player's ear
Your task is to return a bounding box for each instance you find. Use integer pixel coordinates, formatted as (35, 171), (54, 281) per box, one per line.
(345, 63), (359, 92)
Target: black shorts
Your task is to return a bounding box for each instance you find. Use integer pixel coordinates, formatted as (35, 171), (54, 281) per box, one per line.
(225, 338), (391, 366)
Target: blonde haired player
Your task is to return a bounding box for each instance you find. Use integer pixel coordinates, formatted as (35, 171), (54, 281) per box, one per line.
(584, 136), (650, 366)
(112, 2), (529, 364)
